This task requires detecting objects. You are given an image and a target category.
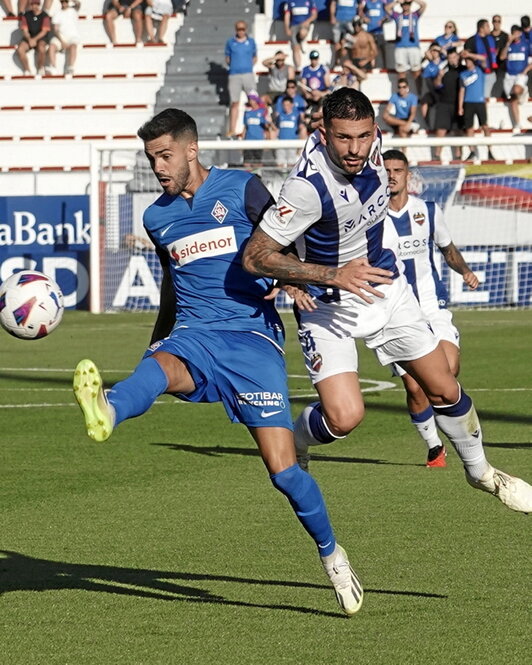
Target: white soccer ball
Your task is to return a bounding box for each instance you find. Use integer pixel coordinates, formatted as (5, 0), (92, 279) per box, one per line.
(0, 270), (64, 340)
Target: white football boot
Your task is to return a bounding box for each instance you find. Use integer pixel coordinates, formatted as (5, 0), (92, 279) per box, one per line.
(73, 359), (115, 442)
(321, 544), (363, 616)
(466, 465), (532, 513)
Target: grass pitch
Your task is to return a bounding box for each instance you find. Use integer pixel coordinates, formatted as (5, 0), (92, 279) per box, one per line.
(1, 310), (531, 665)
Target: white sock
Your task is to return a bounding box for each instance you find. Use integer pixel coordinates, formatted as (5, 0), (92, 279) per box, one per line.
(410, 407), (443, 451)
(433, 388), (489, 481)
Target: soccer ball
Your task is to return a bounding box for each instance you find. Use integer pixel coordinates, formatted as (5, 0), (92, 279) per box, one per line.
(0, 271), (64, 340)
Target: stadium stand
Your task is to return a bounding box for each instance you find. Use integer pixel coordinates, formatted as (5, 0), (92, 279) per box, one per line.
(0, 0), (530, 195)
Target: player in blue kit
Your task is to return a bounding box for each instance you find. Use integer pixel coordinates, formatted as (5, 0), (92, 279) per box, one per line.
(73, 108), (363, 617)
(242, 87), (532, 514)
(382, 149), (479, 467)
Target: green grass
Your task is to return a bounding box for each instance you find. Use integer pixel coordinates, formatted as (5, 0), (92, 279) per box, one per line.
(1, 310), (531, 665)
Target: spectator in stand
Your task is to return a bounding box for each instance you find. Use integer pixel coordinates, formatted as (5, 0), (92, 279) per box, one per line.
(225, 20), (257, 138)
(385, 0), (427, 95)
(341, 16), (377, 85)
(419, 42), (445, 127)
(274, 78), (308, 122)
(358, 0), (388, 68)
(1, 0), (16, 16)
(491, 15), (509, 98)
(16, 0), (51, 76)
(329, 0), (359, 66)
(46, 0), (80, 75)
(274, 95), (305, 167)
(520, 16), (532, 96)
(432, 47), (463, 161)
(330, 61), (361, 90)
(500, 24), (532, 135)
(145, 0), (173, 44)
(241, 91), (272, 166)
(299, 49), (331, 104)
(458, 56), (494, 161)
(283, 0), (318, 70)
(382, 77), (419, 138)
(434, 20), (462, 58)
(104, 0), (144, 45)
(261, 50), (296, 106)
(462, 19), (498, 99)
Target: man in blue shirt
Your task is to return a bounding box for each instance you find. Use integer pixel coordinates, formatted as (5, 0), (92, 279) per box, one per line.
(329, 0), (358, 65)
(283, 0), (318, 70)
(274, 95), (304, 166)
(500, 24), (532, 135)
(385, 0), (426, 94)
(225, 20), (257, 138)
(359, 0), (389, 68)
(73, 107), (363, 618)
(458, 56), (494, 161)
(382, 77), (419, 137)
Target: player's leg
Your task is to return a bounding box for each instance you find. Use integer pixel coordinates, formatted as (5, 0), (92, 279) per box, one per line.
(250, 426), (363, 616)
(403, 347), (532, 512)
(73, 350), (193, 442)
(398, 368), (446, 467)
(295, 329), (363, 470)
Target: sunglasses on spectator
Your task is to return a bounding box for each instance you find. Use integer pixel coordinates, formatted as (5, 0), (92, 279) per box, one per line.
(398, 84), (408, 89)
(493, 18), (501, 23)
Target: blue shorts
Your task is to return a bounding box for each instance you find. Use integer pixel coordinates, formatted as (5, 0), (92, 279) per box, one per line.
(144, 328), (293, 430)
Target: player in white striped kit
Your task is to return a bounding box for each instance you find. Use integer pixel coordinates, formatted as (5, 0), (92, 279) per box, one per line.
(383, 149), (479, 468)
(243, 87), (532, 513)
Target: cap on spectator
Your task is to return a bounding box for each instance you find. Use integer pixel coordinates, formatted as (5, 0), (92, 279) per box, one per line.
(309, 50), (320, 59)
(352, 16), (362, 26)
(247, 91), (261, 103)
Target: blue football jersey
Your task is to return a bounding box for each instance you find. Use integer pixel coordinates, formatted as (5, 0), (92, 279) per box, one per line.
(144, 167), (283, 337)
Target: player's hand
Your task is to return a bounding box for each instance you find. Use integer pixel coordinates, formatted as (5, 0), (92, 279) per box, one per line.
(333, 257), (394, 303)
(463, 270), (479, 290)
(283, 284), (317, 311)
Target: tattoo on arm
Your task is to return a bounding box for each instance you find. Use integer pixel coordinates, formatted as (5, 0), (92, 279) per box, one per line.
(440, 243), (471, 275)
(244, 228), (338, 285)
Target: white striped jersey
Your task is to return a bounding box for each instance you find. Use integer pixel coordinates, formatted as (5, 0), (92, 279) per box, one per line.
(384, 195), (452, 310)
(260, 129), (399, 302)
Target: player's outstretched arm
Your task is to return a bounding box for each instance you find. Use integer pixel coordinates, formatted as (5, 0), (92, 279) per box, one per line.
(150, 256), (176, 344)
(243, 228), (393, 303)
(440, 242), (479, 290)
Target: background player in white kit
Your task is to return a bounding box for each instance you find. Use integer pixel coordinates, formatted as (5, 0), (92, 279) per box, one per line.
(383, 149), (479, 468)
(243, 87), (532, 514)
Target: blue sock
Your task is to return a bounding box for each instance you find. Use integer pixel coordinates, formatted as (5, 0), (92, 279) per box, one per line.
(107, 356), (169, 426)
(308, 403), (336, 443)
(271, 463), (336, 556)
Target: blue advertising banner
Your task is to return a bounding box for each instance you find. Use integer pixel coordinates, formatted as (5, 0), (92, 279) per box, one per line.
(0, 196), (90, 309)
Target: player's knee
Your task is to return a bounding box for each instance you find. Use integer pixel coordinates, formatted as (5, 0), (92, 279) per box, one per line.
(426, 383), (460, 407)
(324, 403), (364, 436)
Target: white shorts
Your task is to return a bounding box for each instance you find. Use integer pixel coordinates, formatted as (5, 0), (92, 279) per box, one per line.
(503, 73), (529, 102)
(391, 306), (459, 376)
(50, 33), (80, 48)
(297, 276), (438, 384)
(394, 46), (422, 72)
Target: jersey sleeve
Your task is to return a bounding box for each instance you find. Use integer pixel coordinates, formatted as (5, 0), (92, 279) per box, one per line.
(259, 176), (322, 247)
(244, 174), (276, 226)
(433, 203), (453, 249)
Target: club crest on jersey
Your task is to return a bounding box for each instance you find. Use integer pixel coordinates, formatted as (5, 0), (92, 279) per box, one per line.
(211, 200), (228, 224)
(339, 189), (349, 202)
(370, 146), (381, 166)
(413, 212), (425, 225)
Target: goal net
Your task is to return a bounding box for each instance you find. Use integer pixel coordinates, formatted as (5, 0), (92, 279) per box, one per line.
(90, 137), (532, 313)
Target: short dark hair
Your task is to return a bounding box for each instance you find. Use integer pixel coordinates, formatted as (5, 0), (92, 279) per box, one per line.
(477, 18), (489, 32)
(382, 149), (408, 165)
(511, 24), (522, 34)
(322, 88), (374, 126)
(521, 15), (530, 29)
(138, 108), (198, 143)
(397, 77), (408, 86)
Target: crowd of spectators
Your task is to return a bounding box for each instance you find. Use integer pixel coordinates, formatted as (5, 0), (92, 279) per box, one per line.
(233, 4), (532, 164)
(11, 0), (189, 75)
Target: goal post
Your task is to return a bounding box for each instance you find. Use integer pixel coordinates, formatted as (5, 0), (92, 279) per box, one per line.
(89, 135), (532, 313)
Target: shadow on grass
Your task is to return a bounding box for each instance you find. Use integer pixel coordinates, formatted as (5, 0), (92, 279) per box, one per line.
(0, 550), (446, 617)
(152, 443), (415, 466)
